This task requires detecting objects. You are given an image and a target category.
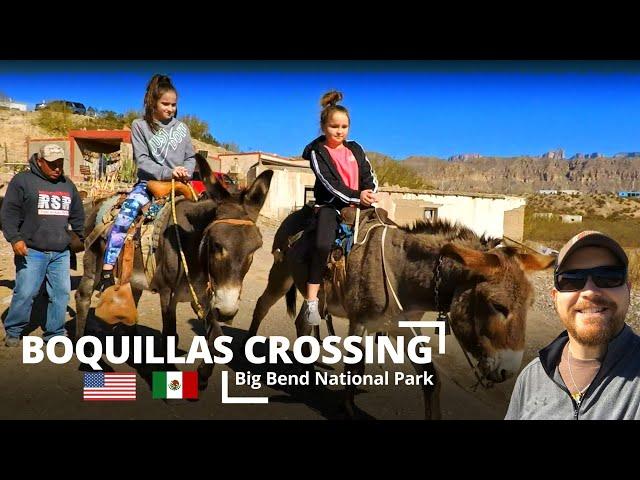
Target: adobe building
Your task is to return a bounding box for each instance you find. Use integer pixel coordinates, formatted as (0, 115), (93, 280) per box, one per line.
(28, 130), (132, 181)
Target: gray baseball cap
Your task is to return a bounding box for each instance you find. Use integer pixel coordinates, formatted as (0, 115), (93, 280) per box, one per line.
(38, 144), (65, 162)
(556, 230), (628, 273)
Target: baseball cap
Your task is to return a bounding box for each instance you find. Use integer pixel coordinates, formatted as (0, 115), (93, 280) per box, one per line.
(556, 230), (628, 273)
(38, 144), (65, 162)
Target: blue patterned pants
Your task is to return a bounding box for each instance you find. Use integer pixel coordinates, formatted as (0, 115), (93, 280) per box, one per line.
(103, 181), (151, 266)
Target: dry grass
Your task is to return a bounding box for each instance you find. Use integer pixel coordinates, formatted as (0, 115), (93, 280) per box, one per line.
(525, 213), (640, 249)
(525, 213), (640, 288)
(628, 250), (640, 287)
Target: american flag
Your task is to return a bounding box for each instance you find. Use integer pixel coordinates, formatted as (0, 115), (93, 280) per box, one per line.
(83, 372), (137, 401)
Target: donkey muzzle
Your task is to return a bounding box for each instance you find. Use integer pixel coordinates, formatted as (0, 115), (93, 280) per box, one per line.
(480, 349), (524, 383)
(211, 287), (241, 317)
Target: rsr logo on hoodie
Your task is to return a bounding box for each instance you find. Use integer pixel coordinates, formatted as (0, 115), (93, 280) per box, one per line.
(37, 191), (72, 216)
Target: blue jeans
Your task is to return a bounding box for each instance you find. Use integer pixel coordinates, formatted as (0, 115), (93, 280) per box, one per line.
(3, 248), (70, 341)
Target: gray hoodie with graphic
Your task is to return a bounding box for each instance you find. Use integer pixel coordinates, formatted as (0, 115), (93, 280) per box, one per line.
(131, 117), (196, 181)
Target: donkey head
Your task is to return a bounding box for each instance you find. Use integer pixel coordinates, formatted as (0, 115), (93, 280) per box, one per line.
(441, 243), (555, 383)
(188, 154), (274, 320)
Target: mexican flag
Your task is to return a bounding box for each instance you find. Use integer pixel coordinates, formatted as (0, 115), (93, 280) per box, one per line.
(152, 371), (198, 399)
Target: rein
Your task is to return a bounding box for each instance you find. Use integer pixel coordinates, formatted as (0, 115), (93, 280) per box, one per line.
(171, 179), (207, 321)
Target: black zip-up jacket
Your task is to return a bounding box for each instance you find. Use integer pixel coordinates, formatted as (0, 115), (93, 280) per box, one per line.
(302, 135), (378, 209)
(1, 154), (85, 252)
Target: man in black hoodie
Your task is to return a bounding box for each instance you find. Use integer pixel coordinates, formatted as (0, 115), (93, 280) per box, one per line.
(1, 144), (85, 347)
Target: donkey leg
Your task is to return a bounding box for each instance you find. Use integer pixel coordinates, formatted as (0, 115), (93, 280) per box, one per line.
(159, 289), (178, 356)
(131, 286), (143, 306)
(344, 322), (367, 419)
(197, 310), (224, 391)
(410, 358), (442, 420)
(248, 261), (294, 337)
(74, 245), (101, 341)
(326, 314), (336, 337)
(75, 277), (94, 341)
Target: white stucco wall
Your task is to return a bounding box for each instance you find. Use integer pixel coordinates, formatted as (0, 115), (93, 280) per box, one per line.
(254, 165), (316, 220)
(389, 192), (526, 239)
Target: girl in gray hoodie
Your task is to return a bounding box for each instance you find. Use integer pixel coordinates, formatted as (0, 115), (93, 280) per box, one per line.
(97, 74), (196, 291)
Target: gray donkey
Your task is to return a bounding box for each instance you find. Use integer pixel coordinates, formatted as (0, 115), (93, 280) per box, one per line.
(249, 208), (555, 418)
(76, 154), (273, 390)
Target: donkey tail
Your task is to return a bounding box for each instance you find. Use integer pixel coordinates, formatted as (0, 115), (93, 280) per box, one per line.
(286, 283), (297, 319)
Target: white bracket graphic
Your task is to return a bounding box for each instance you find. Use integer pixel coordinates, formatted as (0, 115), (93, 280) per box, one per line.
(398, 320), (447, 355)
(221, 370), (269, 404)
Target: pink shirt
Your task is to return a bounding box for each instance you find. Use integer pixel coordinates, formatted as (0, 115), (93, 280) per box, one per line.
(325, 144), (359, 191)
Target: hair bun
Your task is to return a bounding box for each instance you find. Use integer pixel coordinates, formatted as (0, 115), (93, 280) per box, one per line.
(320, 90), (343, 108)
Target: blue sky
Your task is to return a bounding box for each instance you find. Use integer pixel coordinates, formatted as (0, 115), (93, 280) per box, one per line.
(1, 61), (639, 159)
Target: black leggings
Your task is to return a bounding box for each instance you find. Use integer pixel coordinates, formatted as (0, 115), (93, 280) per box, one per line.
(308, 207), (340, 284)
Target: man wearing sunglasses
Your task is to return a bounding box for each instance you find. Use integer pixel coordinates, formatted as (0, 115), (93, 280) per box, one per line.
(506, 230), (640, 419)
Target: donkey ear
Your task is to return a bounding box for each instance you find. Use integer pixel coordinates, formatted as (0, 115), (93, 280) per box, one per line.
(441, 243), (501, 276)
(196, 153), (230, 201)
(242, 170), (274, 221)
(516, 252), (556, 272)
(183, 198), (218, 228)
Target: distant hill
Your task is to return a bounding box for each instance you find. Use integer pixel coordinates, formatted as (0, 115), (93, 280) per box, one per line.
(396, 155), (640, 194)
(0, 109), (230, 165)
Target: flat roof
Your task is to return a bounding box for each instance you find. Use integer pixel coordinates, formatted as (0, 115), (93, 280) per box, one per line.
(379, 186), (525, 200)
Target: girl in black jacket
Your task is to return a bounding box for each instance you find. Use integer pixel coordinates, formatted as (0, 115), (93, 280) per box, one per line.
(300, 90), (378, 326)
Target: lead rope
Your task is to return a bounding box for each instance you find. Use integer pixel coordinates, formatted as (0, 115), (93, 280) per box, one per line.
(171, 179), (207, 321)
(370, 207), (491, 389)
(433, 256), (491, 389)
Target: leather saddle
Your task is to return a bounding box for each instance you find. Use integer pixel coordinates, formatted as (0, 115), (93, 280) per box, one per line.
(275, 205), (393, 262)
(95, 225), (137, 326)
(93, 181), (197, 326)
(146, 180), (198, 201)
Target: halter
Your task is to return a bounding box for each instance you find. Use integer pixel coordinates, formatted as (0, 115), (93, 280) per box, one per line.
(433, 257), (493, 390)
(353, 207), (493, 390)
(212, 219), (255, 227)
(171, 180), (255, 322)
(202, 217), (255, 301)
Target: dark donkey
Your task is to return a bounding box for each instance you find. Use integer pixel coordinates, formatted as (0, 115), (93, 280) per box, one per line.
(249, 209), (555, 418)
(76, 154), (273, 390)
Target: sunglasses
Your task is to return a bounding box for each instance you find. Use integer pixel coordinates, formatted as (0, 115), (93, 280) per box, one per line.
(554, 265), (627, 292)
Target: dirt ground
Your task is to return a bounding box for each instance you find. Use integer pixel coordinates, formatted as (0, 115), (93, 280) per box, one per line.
(0, 218), (578, 420)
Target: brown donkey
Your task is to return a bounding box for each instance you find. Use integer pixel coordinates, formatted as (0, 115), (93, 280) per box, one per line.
(249, 209), (555, 418)
(76, 154), (273, 390)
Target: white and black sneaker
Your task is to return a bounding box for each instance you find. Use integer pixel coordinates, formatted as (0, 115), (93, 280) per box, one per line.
(96, 269), (116, 293)
(303, 299), (322, 326)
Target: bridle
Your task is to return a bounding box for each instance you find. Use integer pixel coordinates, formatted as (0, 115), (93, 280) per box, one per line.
(171, 179), (255, 321)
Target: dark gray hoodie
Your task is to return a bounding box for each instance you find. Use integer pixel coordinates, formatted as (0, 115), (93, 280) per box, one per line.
(0, 154), (85, 252)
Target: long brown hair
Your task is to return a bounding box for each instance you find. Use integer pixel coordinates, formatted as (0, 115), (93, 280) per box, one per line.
(143, 74), (178, 133)
(319, 90), (350, 132)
